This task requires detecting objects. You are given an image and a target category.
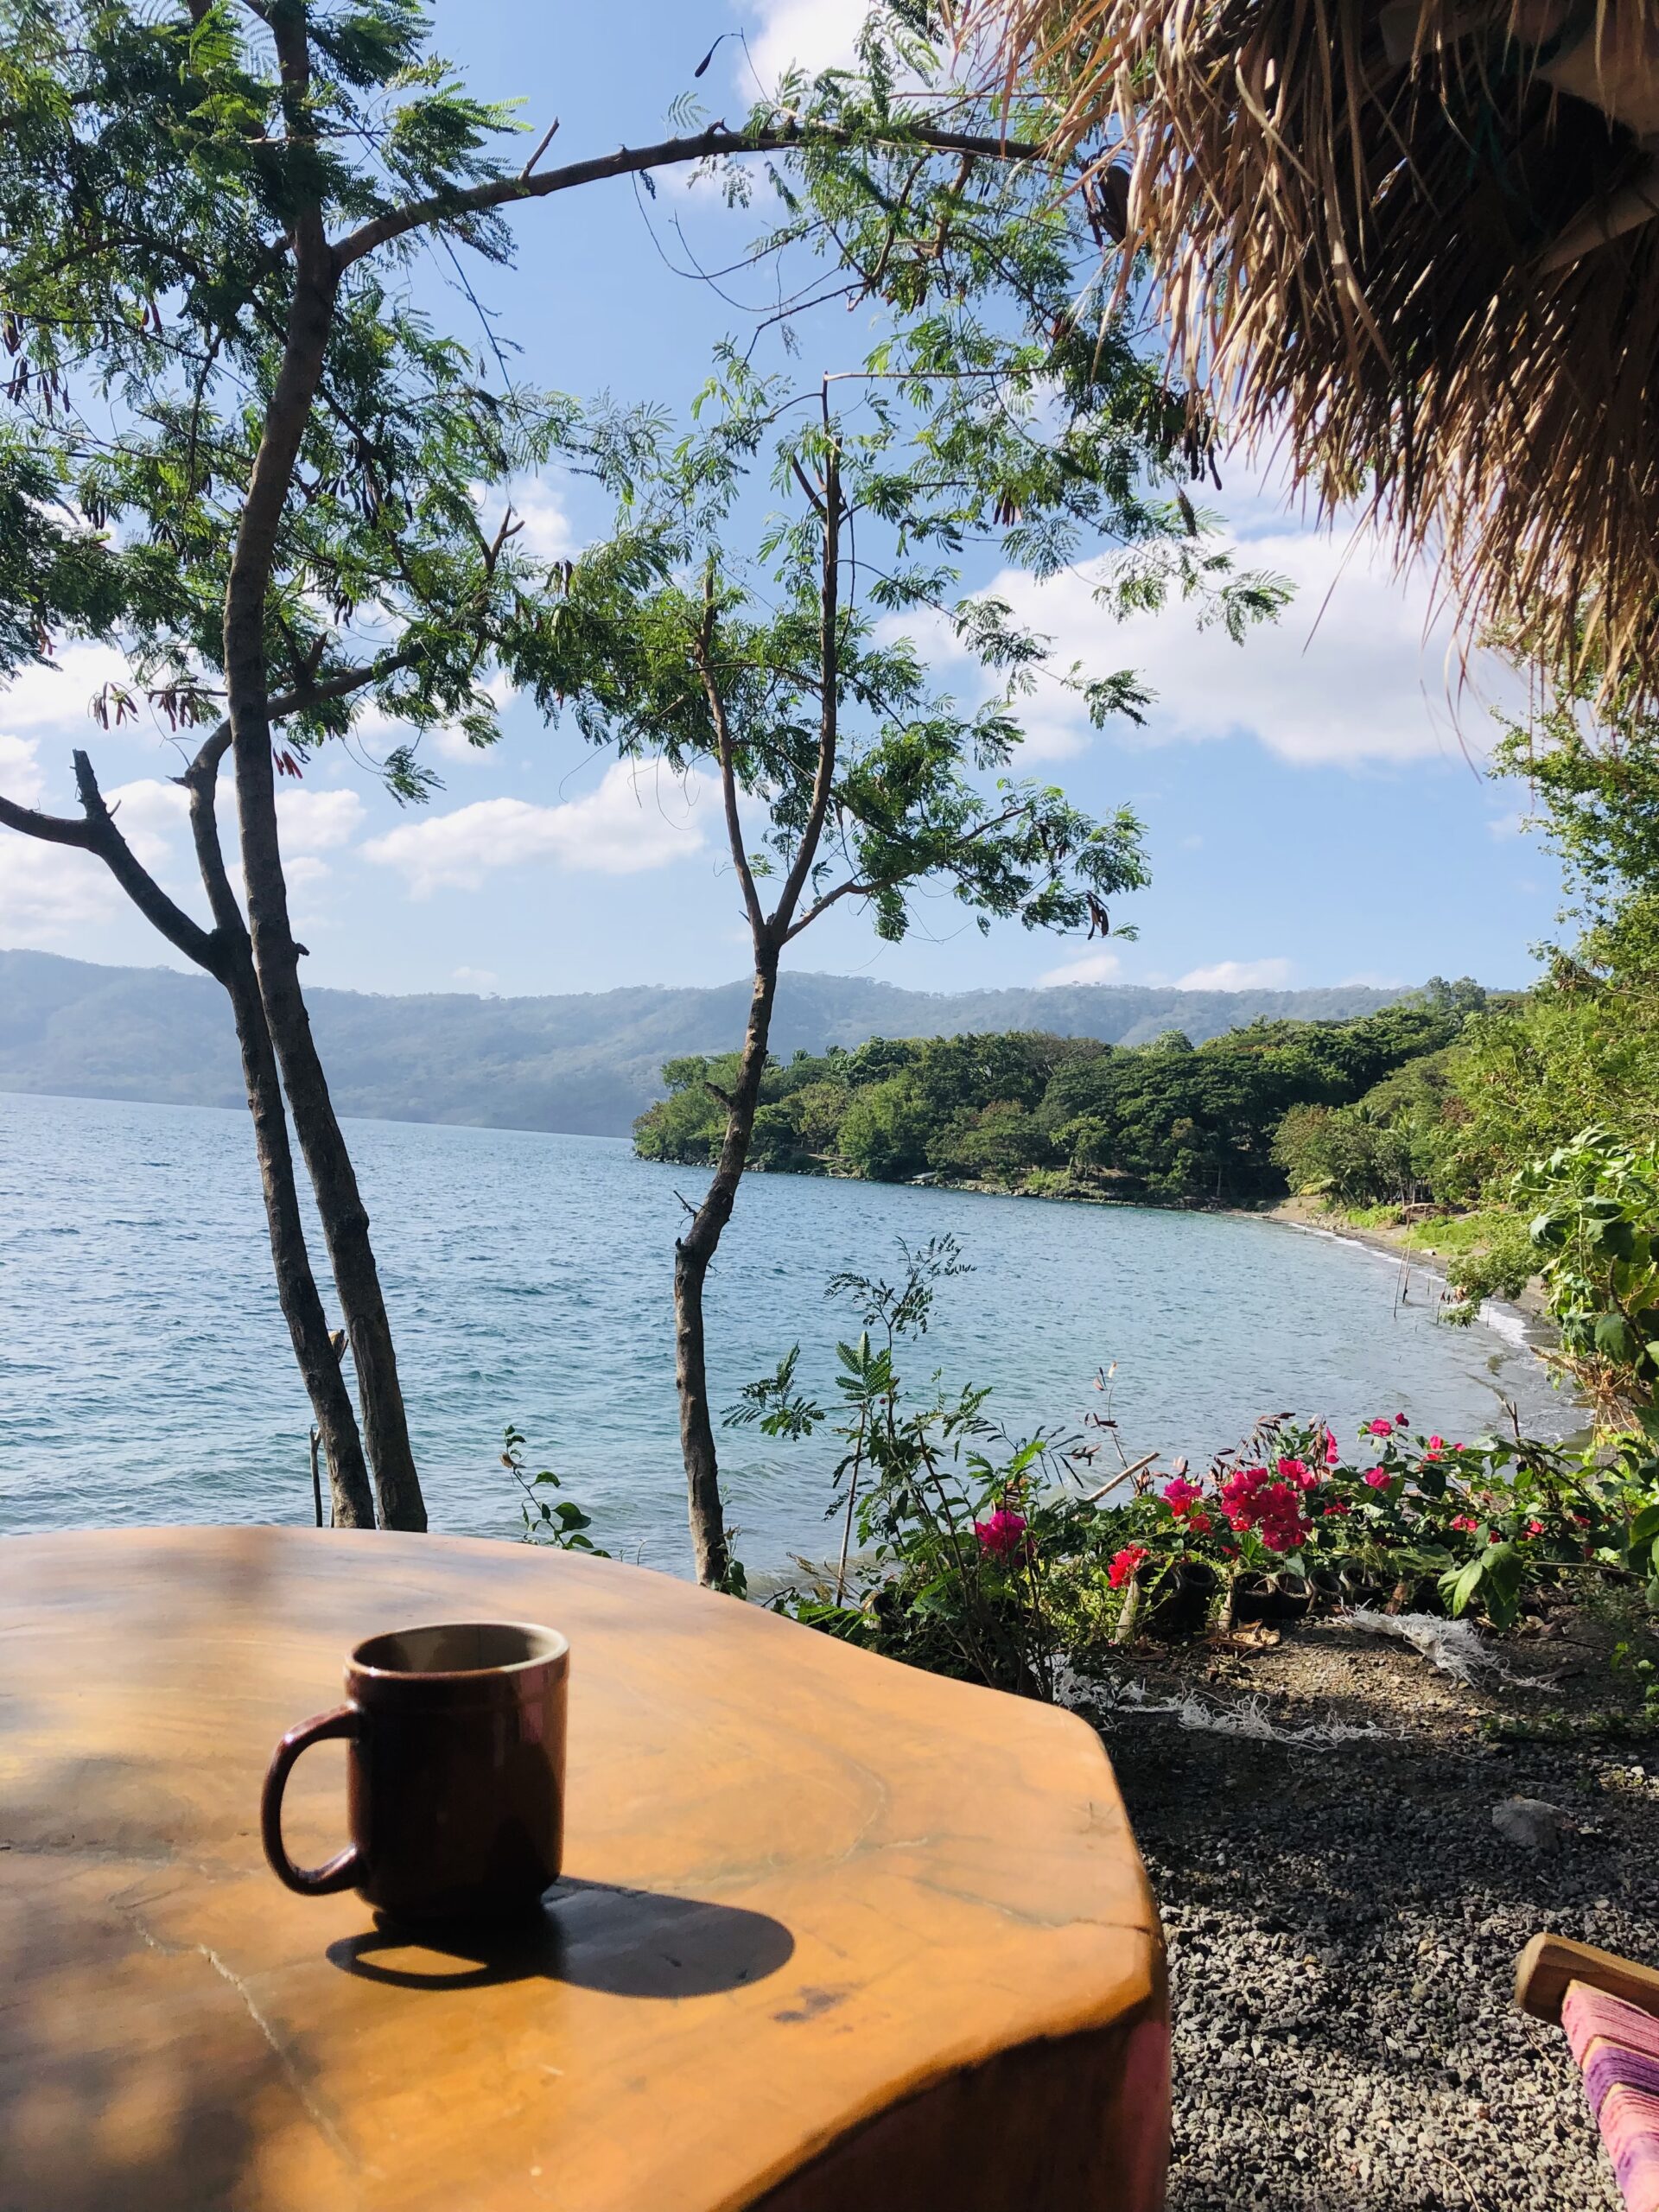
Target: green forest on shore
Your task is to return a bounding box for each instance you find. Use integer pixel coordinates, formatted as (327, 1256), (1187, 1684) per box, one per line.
(634, 985), (1483, 1206)
(638, 704), (1659, 1337)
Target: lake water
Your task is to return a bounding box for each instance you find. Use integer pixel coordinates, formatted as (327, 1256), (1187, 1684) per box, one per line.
(0, 1089), (1572, 1577)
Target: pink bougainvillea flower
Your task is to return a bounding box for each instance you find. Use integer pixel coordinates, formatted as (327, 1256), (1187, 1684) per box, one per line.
(1366, 1419), (1395, 1437)
(974, 1507), (1029, 1562)
(1325, 1430), (1341, 1465)
(1220, 1460), (1312, 1552)
(1426, 1436), (1445, 1458)
(1395, 1413), (1409, 1427)
(1163, 1476), (1204, 1516)
(1450, 1514), (1478, 1533)
(1363, 1467), (1390, 1490)
(1527, 1519), (1545, 1536)
(1108, 1544), (1150, 1591)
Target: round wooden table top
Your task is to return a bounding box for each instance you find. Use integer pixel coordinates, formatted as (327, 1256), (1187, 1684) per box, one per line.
(0, 1528), (1166, 2212)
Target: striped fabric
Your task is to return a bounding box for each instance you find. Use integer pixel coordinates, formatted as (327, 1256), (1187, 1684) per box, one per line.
(1565, 1986), (1659, 2071)
(1599, 2087), (1659, 2212)
(1562, 1981), (1659, 2212)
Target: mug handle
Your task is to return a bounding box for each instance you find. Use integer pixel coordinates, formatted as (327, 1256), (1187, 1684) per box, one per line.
(261, 1705), (364, 1896)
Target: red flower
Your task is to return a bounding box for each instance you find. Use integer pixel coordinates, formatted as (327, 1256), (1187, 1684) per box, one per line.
(1186, 1511), (1212, 1535)
(974, 1507), (1029, 1562)
(1426, 1435), (1445, 1459)
(1395, 1414), (1408, 1427)
(1325, 1430), (1340, 1465)
(1526, 1519), (1544, 1536)
(1451, 1514), (1478, 1533)
(1109, 1545), (1150, 1591)
(1323, 1499), (1351, 1516)
(1220, 1461), (1312, 1552)
(1163, 1476), (1204, 1516)
(1366, 1418), (1395, 1437)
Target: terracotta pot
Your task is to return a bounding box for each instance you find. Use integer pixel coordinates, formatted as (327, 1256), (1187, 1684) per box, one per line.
(1229, 1571), (1275, 1626)
(1265, 1573), (1312, 1624)
(1339, 1564), (1387, 1610)
(1307, 1567), (1344, 1613)
(1145, 1560), (1220, 1640)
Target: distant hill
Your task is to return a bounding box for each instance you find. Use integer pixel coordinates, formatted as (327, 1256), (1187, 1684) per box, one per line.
(0, 947), (1416, 1137)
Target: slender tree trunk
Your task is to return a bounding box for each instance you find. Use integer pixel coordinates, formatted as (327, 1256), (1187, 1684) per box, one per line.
(675, 446), (842, 1585)
(676, 948), (782, 1586)
(181, 745), (376, 1529)
(221, 41), (425, 1530)
(222, 940), (378, 1528)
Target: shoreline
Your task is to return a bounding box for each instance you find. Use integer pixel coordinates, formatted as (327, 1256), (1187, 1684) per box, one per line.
(1253, 1194), (1560, 1368)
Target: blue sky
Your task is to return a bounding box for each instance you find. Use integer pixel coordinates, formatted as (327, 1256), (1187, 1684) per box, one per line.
(0, 0), (1564, 1000)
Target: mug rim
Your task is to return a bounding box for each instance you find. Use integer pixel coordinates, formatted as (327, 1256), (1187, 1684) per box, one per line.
(348, 1618), (569, 1682)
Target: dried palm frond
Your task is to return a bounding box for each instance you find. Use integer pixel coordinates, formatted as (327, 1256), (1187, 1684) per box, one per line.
(974, 0), (1659, 703)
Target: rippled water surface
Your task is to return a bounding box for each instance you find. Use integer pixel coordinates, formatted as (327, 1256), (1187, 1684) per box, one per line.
(0, 1089), (1570, 1574)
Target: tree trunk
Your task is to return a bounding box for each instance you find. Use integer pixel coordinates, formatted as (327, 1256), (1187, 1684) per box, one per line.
(675, 949), (782, 1585)
(182, 747), (376, 1529)
(224, 943), (378, 1527)
(220, 105), (426, 1529)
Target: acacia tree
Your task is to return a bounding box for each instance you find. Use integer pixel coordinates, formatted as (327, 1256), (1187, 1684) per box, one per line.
(0, 0), (1087, 1532)
(518, 359), (1285, 1584)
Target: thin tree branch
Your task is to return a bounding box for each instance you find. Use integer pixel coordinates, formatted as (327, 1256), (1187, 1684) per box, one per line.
(0, 791), (97, 850)
(771, 439), (843, 938)
(693, 568), (766, 943)
(333, 123), (1044, 271)
(782, 872), (871, 941)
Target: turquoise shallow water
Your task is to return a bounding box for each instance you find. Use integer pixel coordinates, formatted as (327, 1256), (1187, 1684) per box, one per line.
(0, 1089), (1571, 1576)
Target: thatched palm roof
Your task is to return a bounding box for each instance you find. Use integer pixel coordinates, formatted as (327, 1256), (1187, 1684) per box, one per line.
(983, 0), (1659, 700)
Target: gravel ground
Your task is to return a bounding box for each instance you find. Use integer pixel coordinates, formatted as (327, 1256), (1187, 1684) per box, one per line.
(1071, 1611), (1659, 2212)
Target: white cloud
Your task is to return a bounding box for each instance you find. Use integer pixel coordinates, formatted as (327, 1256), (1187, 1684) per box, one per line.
(1486, 808), (1530, 840)
(1176, 957), (1294, 990)
(0, 836), (124, 944)
(742, 0), (872, 84)
(0, 734), (44, 807)
(0, 645), (136, 735)
(930, 518), (1522, 769)
(363, 759), (709, 896)
(103, 778), (188, 871)
(284, 855), (331, 888)
(1037, 946), (1123, 988)
(452, 966), (499, 994)
(512, 485), (577, 560)
(276, 786), (365, 854)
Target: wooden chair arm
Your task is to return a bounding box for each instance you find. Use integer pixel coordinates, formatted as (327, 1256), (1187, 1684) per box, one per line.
(1516, 1933), (1659, 2024)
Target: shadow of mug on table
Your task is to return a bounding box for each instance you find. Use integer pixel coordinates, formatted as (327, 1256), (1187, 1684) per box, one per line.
(262, 1620), (569, 1926)
(329, 1877), (795, 1999)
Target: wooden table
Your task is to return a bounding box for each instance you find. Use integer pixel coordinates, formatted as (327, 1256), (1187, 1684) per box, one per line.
(0, 1528), (1167, 2212)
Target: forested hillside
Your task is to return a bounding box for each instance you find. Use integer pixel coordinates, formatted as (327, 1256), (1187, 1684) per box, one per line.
(633, 986), (1490, 1205)
(0, 950), (1410, 1135)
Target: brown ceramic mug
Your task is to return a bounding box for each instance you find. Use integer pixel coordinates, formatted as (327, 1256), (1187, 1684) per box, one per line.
(261, 1620), (569, 1925)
